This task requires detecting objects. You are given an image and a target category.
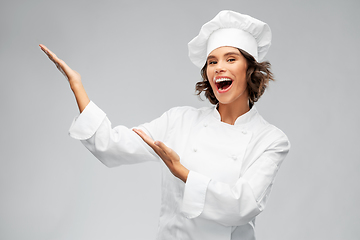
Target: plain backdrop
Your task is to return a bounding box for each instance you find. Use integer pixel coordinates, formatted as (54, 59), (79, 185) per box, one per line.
(1, 0), (359, 239)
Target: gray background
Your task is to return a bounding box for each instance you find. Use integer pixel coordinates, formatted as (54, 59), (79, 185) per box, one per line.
(1, 0), (359, 239)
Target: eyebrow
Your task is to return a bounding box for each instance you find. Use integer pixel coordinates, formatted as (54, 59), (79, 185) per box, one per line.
(207, 51), (242, 60)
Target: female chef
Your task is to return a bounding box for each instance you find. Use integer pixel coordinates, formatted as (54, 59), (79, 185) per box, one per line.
(40, 10), (290, 240)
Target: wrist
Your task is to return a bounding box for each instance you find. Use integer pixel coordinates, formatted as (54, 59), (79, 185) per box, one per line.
(69, 81), (90, 113)
(70, 81), (84, 93)
(174, 164), (189, 183)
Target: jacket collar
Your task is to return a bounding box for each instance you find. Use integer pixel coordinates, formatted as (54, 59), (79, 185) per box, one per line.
(212, 104), (258, 126)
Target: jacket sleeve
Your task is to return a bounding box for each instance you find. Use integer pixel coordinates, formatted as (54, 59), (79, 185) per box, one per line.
(181, 132), (290, 226)
(68, 101), (168, 167)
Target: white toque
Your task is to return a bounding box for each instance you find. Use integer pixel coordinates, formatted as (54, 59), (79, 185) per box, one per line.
(188, 10), (272, 68)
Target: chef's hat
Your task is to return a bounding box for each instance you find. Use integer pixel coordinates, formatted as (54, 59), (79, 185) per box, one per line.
(188, 10), (272, 68)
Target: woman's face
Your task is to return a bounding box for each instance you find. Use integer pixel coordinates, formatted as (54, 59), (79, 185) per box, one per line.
(206, 46), (248, 106)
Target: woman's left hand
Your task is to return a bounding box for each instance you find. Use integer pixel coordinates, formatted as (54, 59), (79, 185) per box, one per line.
(133, 129), (189, 183)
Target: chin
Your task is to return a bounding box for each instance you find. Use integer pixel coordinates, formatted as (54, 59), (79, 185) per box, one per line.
(216, 93), (249, 106)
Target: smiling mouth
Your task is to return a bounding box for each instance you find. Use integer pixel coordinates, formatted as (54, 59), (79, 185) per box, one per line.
(215, 78), (233, 92)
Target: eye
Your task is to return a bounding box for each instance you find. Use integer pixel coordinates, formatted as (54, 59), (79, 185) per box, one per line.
(208, 60), (217, 65)
(227, 58), (235, 62)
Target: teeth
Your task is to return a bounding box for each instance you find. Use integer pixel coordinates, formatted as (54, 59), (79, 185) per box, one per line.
(215, 78), (232, 83)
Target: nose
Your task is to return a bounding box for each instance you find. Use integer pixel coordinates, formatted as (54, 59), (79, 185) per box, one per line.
(215, 62), (226, 74)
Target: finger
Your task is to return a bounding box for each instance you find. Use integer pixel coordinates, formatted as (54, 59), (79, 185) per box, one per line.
(133, 129), (167, 158)
(55, 62), (68, 78)
(154, 141), (171, 155)
(39, 44), (58, 62)
(156, 141), (180, 163)
(39, 44), (63, 70)
(39, 44), (74, 79)
(54, 59), (73, 79)
(39, 45), (64, 68)
(133, 129), (158, 149)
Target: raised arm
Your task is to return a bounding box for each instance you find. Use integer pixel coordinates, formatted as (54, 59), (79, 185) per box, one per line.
(39, 44), (90, 113)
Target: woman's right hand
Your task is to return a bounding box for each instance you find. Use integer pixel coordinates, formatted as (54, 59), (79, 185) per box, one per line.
(40, 44), (90, 112)
(39, 44), (82, 89)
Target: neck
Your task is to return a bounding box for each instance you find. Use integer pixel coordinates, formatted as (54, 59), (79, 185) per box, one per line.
(218, 99), (250, 125)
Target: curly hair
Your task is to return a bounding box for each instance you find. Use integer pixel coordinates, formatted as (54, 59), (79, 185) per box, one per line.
(195, 48), (274, 105)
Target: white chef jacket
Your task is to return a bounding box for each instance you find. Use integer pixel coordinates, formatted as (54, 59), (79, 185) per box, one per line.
(69, 101), (290, 240)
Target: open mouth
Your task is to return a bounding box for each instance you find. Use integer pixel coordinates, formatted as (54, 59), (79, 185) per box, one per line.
(215, 78), (233, 92)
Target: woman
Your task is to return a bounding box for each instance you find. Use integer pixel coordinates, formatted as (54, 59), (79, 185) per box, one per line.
(40, 10), (290, 240)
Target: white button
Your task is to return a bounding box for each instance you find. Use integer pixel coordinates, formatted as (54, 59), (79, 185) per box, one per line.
(203, 123), (208, 127)
(193, 148), (197, 152)
(232, 155), (237, 160)
(242, 130), (247, 134)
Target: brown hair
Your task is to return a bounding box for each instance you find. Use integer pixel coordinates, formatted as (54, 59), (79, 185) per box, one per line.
(195, 48), (274, 105)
